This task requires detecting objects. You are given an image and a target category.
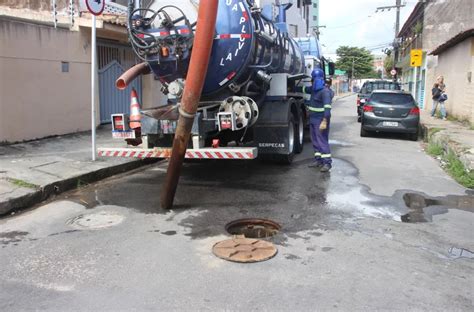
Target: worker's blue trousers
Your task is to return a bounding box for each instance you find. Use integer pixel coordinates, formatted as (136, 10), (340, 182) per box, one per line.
(309, 116), (332, 165)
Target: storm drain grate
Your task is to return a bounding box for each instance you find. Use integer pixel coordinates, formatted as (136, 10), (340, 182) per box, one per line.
(212, 237), (278, 263)
(225, 218), (281, 238)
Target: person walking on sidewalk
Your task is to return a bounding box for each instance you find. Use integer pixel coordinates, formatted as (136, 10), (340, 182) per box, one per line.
(437, 75), (446, 92)
(307, 68), (332, 172)
(431, 82), (447, 120)
(325, 78), (335, 101)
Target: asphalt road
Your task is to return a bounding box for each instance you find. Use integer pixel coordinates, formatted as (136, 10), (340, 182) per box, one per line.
(1, 95), (473, 311)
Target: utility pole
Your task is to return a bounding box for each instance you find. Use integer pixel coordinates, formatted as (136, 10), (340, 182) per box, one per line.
(312, 25), (326, 39)
(376, 0), (405, 80)
(351, 57), (355, 90)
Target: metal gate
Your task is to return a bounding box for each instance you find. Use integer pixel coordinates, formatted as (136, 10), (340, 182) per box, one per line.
(98, 42), (142, 124)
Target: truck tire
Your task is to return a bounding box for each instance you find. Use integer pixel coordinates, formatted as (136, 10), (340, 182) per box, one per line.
(294, 108), (304, 154)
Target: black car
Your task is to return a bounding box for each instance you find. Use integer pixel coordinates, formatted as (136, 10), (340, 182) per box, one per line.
(360, 90), (420, 141)
(357, 80), (401, 121)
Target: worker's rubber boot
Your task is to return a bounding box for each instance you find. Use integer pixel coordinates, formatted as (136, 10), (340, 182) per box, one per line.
(308, 161), (323, 168)
(320, 164), (332, 172)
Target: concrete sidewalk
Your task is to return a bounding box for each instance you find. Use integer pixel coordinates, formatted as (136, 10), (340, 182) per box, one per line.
(0, 126), (156, 215)
(419, 109), (474, 174)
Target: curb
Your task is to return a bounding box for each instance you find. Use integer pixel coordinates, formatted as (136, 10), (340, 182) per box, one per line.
(0, 159), (158, 216)
(420, 122), (473, 172)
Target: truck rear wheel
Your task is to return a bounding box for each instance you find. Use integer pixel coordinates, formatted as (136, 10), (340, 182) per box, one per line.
(294, 108), (304, 154)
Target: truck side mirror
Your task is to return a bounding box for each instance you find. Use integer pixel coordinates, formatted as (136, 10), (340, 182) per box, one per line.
(328, 62), (335, 76)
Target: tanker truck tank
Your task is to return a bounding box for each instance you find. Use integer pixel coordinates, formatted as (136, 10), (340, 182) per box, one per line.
(128, 0), (305, 100)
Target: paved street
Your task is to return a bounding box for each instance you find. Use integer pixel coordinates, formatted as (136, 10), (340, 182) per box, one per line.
(1, 95), (473, 311)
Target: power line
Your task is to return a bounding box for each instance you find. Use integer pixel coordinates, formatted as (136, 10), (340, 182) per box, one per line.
(375, 0), (406, 72)
(325, 15), (373, 29)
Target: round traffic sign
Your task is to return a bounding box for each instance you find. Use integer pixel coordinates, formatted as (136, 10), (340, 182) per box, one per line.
(390, 69), (397, 76)
(86, 0), (105, 16)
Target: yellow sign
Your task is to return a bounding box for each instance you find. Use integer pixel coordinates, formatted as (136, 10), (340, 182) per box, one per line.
(410, 49), (423, 67)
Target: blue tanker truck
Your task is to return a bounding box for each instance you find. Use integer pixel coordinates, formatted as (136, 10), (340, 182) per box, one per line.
(99, 0), (334, 164)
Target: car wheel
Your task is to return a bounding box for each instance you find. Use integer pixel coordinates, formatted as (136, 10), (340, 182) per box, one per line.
(357, 116), (361, 123)
(408, 132), (418, 141)
(360, 127), (370, 137)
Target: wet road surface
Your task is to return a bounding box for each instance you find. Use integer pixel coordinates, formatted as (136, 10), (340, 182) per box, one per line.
(1, 95), (473, 311)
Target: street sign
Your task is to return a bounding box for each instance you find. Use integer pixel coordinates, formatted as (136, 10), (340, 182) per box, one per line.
(85, 0), (105, 16)
(410, 49), (422, 67)
(390, 69), (397, 76)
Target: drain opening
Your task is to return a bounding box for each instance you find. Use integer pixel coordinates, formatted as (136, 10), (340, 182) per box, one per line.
(67, 211), (124, 230)
(225, 218), (281, 238)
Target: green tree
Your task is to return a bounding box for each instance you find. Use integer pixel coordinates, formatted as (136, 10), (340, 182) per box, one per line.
(335, 46), (374, 79)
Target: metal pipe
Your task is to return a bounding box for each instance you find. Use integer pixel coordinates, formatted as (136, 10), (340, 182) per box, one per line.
(91, 14), (97, 161)
(116, 62), (151, 90)
(160, 0), (219, 209)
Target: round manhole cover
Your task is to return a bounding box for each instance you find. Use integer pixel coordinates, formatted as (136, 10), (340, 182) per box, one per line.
(212, 237), (277, 263)
(225, 218), (281, 238)
(67, 211), (124, 229)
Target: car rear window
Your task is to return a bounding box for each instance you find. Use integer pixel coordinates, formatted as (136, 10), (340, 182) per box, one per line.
(361, 82), (401, 94)
(370, 93), (415, 105)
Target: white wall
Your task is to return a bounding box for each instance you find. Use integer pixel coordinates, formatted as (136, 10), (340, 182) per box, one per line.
(431, 38), (474, 122)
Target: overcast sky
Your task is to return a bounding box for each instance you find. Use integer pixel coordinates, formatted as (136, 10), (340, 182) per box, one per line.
(318, 0), (417, 57)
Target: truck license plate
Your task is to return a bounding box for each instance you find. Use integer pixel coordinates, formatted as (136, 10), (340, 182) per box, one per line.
(383, 121), (398, 127)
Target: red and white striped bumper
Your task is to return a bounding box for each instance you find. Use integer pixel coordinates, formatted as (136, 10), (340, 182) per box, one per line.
(98, 147), (258, 160)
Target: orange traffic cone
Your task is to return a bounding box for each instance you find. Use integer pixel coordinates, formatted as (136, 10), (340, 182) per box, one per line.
(129, 88), (141, 130)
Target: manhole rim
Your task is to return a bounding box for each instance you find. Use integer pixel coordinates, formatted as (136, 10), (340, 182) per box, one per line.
(66, 211), (125, 230)
(225, 218), (282, 235)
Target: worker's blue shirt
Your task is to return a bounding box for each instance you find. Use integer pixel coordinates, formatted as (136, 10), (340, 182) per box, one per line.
(304, 86), (332, 119)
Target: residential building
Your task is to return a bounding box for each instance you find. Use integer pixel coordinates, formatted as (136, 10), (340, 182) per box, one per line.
(398, 0), (474, 121)
(396, 2), (425, 106)
(260, 0), (311, 37)
(309, 0), (319, 35)
(429, 30), (474, 122)
(423, 0), (474, 122)
(0, 0), (164, 143)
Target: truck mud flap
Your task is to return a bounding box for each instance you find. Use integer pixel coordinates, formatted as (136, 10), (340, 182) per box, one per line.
(254, 100), (293, 156)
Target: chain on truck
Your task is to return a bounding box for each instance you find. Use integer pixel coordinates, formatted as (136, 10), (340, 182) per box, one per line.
(98, 0), (334, 164)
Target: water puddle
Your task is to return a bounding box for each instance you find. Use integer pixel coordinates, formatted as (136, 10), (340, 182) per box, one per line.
(328, 139), (355, 147)
(0, 231), (29, 245)
(448, 247), (474, 259)
(401, 193), (474, 223)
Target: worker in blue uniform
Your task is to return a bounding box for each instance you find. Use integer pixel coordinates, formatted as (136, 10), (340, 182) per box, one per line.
(306, 68), (332, 172)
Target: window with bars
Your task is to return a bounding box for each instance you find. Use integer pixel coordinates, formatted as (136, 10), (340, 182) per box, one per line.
(97, 43), (138, 70)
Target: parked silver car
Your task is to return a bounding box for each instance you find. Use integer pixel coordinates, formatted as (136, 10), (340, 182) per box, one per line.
(360, 90), (420, 141)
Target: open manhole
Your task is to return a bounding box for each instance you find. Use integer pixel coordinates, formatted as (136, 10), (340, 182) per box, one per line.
(67, 211), (124, 230)
(212, 237), (278, 263)
(225, 218), (281, 238)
